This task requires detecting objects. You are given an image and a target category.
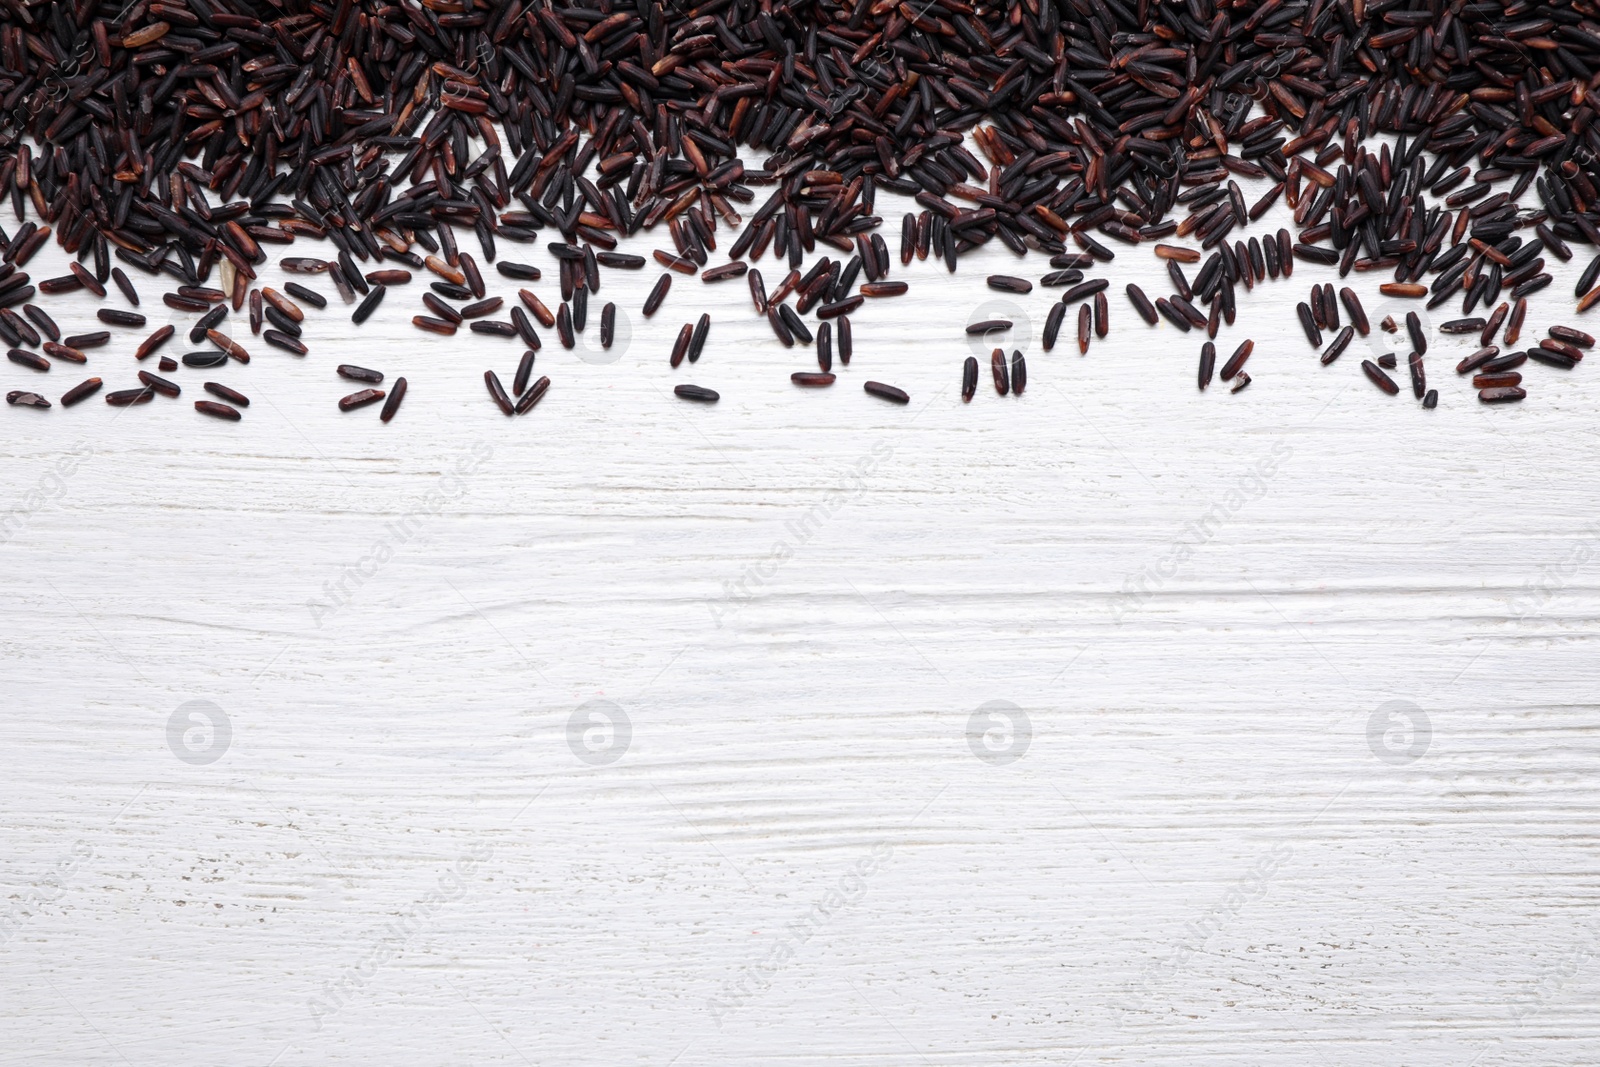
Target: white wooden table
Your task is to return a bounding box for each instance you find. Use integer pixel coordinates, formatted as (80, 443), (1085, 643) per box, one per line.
(3, 175), (1599, 1066)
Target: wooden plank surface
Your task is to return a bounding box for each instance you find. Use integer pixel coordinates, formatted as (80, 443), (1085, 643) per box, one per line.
(2, 178), (1599, 1066)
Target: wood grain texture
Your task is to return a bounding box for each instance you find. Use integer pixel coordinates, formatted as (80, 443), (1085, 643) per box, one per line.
(2, 180), (1599, 1067)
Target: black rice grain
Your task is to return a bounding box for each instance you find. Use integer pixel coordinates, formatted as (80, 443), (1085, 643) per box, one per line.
(864, 381), (910, 404)
(380, 379), (408, 422)
(60, 378), (102, 407)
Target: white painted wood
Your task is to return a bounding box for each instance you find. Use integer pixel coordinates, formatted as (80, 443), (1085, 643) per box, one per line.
(2, 171), (1599, 1067)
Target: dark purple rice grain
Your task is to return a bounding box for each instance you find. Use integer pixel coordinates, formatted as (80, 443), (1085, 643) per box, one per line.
(483, 371), (514, 415)
(670, 323), (693, 368)
(1321, 327), (1355, 366)
(135, 327), (175, 362)
(63, 332), (108, 350)
(748, 270), (768, 314)
(341, 388), (387, 413)
(7, 390), (49, 408)
(423, 294), (464, 326)
(182, 351), (229, 369)
(338, 366), (384, 384)
(1043, 302), (1066, 351)
(688, 314), (711, 364)
(265, 330), (309, 355)
(1297, 303), (1322, 347)
(1220, 340), (1254, 381)
(643, 275), (672, 317)
(1409, 354), (1427, 399)
(702, 262), (749, 283)
(105, 388), (154, 407)
(352, 287), (387, 325)
(2, 309), (37, 347)
(41, 343), (86, 364)
(137, 371), (180, 398)
(991, 349), (1010, 396)
(1551, 326), (1594, 348)
(461, 254), (486, 300)
(263, 308), (301, 339)
(987, 276), (1032, 294)
(1482, 304), (1510, 347)
(1483, 351), (1528, 374)
(1578, 256), (1600, 299)
(461, 298), (504, 319)
(675, 385), (719, 403)
(1094, 293), (1109, 339)
(326, 265), (356, 304)
(380, 379), (408, 422)
(514, 376), (551, 415)
(282, 283), (326, 310)
(791, 372), (836, 387)
(1405, 312), (1427, 356)
(1457, 348), (1501, 375)
(1126, 285), (1159, 325)
(195, 401), (242, 421)
(38, 275), (83, 296)
(23, 305), (58, 343)
(1198, 343), (1215, 391)
(1479, 387), (1527, 404)
(864, 381), (910, 404)
(60, 378), (102, 407)
(1060, 280), (1111, 305)
(1527, 349), (1579, 370)
(962, 357), (979, 402)
(966, 319), (1012, 335)
(1010, 353), (1026, 396)
(512, 351), (538, 396)
(97, 309), (145, 328)
(1540, 338), (1584, 362)
(1362, 361), (1400, 396)
(838, 317), (852, 365)
(498, 263), (542, 281)
(557, 305), (575, 349)
(1156, 299), (1192, 333)
(158, 357), (178, 373)
(1506, 299), (1528, 346)
(207, 331), (250, 364)
(7, 348), (47, 371)
(778, 304), (812, 345)
(1423, 390), (1439, 410)
(601, 304), (617, 349)
(111, 269), (139, 306)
